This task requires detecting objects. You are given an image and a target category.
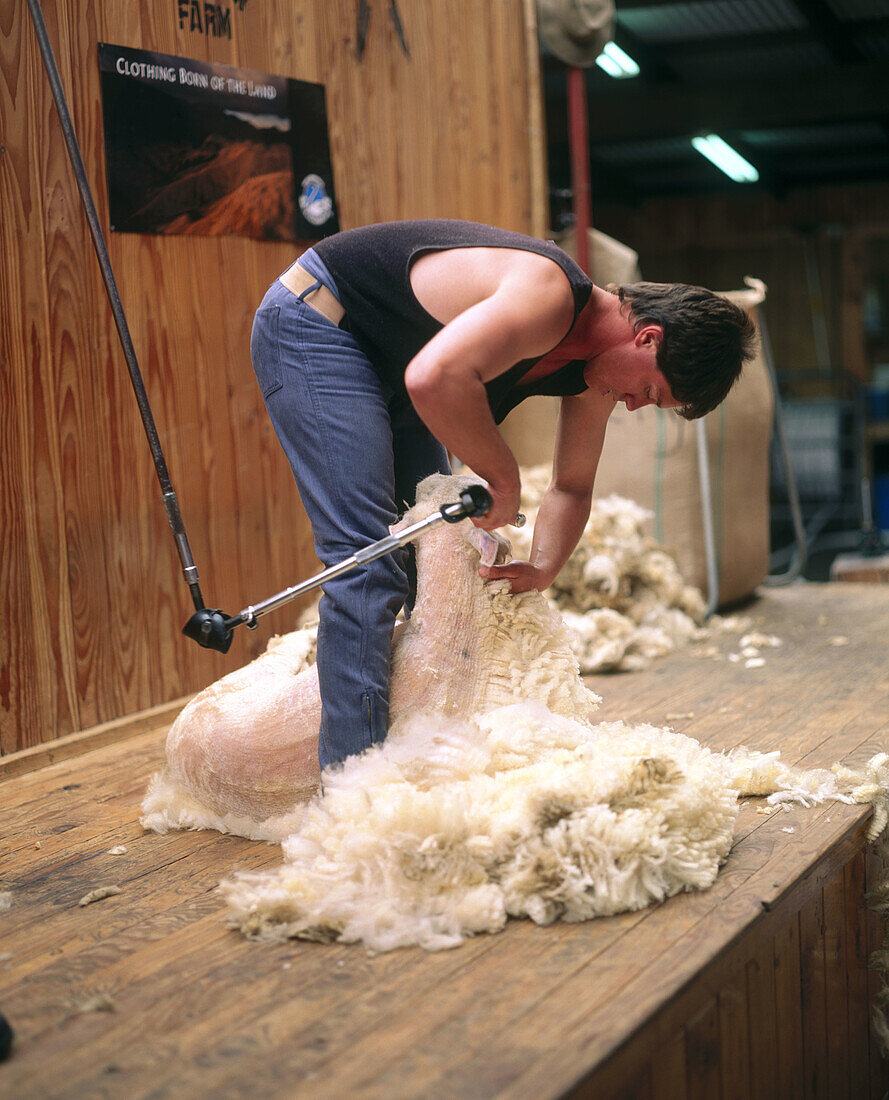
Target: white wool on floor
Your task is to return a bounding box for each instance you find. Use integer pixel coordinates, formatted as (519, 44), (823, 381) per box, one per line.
(220, 703), (889, 954)
(221, 702), (740, 952)
(509, 465), (708, 672)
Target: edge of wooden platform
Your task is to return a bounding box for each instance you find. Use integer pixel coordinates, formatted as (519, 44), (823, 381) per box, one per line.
(0, 695), (192, 782)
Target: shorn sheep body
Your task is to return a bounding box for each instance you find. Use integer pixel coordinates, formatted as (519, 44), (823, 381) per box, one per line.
(142, 474), (889, 957)
(142, 473), (597, 841)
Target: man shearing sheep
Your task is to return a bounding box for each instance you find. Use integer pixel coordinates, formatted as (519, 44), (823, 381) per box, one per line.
(250, 219), (756, 770)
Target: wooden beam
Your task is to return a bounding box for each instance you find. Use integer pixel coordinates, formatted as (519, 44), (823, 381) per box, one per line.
(523, 0), (549, 240)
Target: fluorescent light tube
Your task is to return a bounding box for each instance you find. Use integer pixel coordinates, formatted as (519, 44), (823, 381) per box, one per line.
(596, 41), (639, 78)
(692, 134), (759, 183)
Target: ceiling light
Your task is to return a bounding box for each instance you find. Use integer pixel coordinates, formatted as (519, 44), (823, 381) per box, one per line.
(595, 42), (639, 79)
(691, 134), (759, 183)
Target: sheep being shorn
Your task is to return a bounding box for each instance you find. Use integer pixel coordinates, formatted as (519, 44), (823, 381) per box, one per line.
(141, 473), (600, 841)
(141, 625), (322, 841)
(143, 474), (889, 956)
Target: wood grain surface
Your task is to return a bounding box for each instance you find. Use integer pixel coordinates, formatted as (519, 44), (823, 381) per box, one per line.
(0, 584), (887, 1098)
(0, 0), (545, 753)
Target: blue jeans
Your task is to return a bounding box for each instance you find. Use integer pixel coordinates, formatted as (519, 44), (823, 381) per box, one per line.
(250, 277), (449, 769)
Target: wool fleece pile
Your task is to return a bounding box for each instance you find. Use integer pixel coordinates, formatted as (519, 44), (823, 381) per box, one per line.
(142, 474), (888, 954)
(509, 464), (708, 673)
(222, 706), (739, 951)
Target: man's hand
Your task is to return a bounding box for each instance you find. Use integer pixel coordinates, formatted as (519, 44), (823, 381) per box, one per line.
(478, 560), (552, 594)
(471, 479), (521, 532)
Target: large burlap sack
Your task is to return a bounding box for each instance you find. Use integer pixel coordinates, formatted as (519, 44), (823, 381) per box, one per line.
(499, 279), (772, 608)
(552, 226), (642, 286)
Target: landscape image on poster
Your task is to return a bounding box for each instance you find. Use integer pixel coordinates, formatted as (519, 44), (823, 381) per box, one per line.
(98, 45), (338, 242)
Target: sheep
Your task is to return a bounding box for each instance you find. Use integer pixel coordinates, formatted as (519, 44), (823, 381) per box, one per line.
(141, 473), (600, 841)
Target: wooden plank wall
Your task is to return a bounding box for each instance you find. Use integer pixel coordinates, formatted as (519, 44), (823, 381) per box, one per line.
(0, 0), (545, 754)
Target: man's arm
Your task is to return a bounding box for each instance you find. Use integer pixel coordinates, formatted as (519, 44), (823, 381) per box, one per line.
(404, 254), (575, 530)
(479, 387), (613, 592)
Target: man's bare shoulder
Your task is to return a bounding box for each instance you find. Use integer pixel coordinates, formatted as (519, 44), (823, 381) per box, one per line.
(410, 246), (574, 327)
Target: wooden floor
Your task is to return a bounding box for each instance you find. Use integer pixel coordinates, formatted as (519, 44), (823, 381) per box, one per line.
(1, 583), (888, 1099)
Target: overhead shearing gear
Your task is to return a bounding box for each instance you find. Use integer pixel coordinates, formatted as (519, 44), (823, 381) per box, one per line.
(182, 485), (493, 653)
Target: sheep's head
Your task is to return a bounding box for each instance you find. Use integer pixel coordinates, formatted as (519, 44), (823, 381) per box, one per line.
(397, 473), (512, 568)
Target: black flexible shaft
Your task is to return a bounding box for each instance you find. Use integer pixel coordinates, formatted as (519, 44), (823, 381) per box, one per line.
(26, 0), (205, 610)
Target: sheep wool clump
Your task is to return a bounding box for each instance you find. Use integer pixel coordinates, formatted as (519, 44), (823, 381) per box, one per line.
(510, 464), (707, 672)
(221, 710), (889, 954)
(221, 703), (741, 952)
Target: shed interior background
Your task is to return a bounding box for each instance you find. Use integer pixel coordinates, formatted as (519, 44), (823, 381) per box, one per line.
(3, 2), (889, 1095)
(543, 0), (889, 579)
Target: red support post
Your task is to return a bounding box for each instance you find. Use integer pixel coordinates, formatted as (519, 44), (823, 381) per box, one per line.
(567, 65), (592, 276)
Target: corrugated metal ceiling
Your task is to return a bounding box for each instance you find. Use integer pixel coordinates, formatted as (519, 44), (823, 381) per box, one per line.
(741, 123), (888, 151)
(667, 41), (833, 81)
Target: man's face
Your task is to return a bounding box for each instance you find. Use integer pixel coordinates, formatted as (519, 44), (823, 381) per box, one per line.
(589, 324), (683, 412)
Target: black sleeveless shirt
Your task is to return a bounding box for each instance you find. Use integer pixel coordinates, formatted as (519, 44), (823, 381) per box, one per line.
(313, 220), (593, 424)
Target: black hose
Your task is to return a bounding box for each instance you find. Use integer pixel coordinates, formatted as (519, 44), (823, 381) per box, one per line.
(26, 0), (205, 612)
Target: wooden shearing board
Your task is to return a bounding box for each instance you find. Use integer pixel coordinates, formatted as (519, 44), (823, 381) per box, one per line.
(1, 584), (887, 1098)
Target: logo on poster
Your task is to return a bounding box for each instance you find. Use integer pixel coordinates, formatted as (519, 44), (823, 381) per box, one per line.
(299, 175), (333, 227)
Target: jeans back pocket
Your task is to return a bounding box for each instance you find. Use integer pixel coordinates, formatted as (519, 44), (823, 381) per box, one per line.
(250, 304), (282, 398)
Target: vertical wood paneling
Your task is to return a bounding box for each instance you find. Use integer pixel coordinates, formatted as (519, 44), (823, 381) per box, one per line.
(684, 998), (720, 1100)
(823, 870), (851, 1099)
(865, 847), (889, 1100)
(650, 1030), (688, 1100)
(586, 851), (882, 1100)
(1, 0), (543, 751)
(845, 853), (871, 1100)
(717, 977), (750, 1100)
(52, 0), (127, 729)
(800, 888), (830, 1099)
(746, 939), (779, 1093)
(773, 913), (804, 1100)
(0, 0), (78, 750)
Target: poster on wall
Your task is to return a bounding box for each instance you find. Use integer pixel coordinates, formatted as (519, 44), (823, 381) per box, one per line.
(97, 44), (338, 242)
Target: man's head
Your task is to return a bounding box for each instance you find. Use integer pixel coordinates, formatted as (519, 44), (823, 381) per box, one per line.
(613, 282), (757, 420)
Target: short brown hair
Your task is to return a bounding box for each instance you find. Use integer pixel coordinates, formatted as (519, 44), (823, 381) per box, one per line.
(614, 282), (757, 420)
